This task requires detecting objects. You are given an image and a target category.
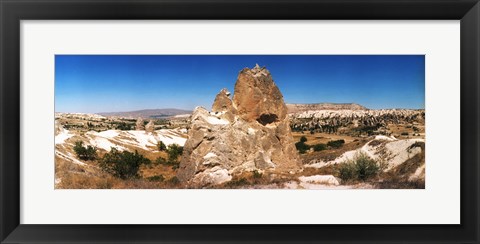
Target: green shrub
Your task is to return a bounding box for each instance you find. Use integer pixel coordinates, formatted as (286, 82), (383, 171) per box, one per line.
(73, 141), (97, 161)
(355, 153), (380, 181)
(313, 143), (327, 151)
(338, 161), (357, 181)
(115, 122), (132, 130)
(99, 148), (151, 179)
(327, 139), (345, 148)
(337, 152), (380, 182)
(157, 141), (167, 151)
(295, 141), (310, 154)
(300, 136), (308, 143)
(167, 144), (184, 162)
(401, 132), (409, 136)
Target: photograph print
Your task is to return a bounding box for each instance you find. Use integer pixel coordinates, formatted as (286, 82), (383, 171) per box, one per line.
(54, 55), (425, 189)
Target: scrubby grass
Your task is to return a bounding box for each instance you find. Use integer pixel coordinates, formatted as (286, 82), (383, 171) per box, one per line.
(147, 175), (165, 182)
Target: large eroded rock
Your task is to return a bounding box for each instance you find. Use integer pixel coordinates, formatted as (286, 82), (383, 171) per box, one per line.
(177, 65), (301, 187)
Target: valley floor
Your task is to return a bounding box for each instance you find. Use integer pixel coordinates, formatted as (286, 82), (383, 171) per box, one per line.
(55, 122), (425, 189)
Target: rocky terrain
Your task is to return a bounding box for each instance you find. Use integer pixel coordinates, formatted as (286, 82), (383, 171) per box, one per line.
(54, 65), (425, 189)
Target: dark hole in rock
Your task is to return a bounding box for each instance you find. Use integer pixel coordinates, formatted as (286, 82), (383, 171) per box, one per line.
(257, 113), (278, 126)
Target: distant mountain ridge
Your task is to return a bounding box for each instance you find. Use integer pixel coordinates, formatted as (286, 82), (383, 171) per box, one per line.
(286, 103), (368, 113)
(99, 108), (192, 119)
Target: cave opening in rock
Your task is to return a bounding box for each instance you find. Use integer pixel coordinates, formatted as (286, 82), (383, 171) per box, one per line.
(257, 113), (278, 126)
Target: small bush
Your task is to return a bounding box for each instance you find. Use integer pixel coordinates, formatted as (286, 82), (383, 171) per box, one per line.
(115, 122), (132, 130)
(167, 144), (184, 162)
(157, 141), (167, 151)
(337, 152), (380, 182)
(99, 148), (151, 179)
(73, 141), (97, 161)
(338, 161), (357, 181)
(295, 141), (310, 154)
(355, 153), (380, 181)
(313, 143), (327, 151)
(401, 132), (409, 136)
(327, 139), (345, 149)
(300, 136), (308, 143)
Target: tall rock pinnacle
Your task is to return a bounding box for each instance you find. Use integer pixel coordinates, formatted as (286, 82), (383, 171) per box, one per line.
(176, 65), (301, 187)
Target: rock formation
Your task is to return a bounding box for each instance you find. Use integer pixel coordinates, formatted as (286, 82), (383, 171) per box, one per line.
(135, 117), (144, 130)
(286, 103), (368, 113)
(289, 109), (425, 134)
(145, 120), (155, 133)
(177, 64), (301, 187)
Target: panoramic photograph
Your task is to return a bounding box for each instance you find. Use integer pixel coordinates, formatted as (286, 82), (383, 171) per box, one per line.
(54, 55), (425, 189)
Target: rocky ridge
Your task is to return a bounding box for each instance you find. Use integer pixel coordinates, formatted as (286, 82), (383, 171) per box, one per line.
(287, 103), (367, 113)
(290, 109), (425, 133)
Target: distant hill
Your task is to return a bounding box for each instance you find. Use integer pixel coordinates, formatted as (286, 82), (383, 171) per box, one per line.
(286, 103), (368, 113)
(99, 108), (192, 119)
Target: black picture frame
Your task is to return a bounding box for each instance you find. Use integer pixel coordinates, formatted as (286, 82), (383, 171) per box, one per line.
(1, 0), (479, 243)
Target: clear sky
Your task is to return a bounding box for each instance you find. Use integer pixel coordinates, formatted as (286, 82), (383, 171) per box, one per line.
(55, 55), (425, 113)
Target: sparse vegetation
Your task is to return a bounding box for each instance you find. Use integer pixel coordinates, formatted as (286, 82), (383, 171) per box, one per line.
(225, 177), (249, 188)
(167, 144), (183, 162)
(313, 143), (327, 151)
(154, 157), (168, 165)
(147, 175), (165, 182)
(115, 122), (132, 130)
(157, 141), (167, 151)
(99, 148), (151, 179)
(337, 152), (380, 182)
(327, 139), (345, 149)
(300, 136), (307, 143)
(295, 136), (310, 154)
(73, 141), (97, 161)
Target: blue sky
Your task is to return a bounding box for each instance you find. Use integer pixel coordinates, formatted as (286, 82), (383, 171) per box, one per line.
(55, 55), (425, 113)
